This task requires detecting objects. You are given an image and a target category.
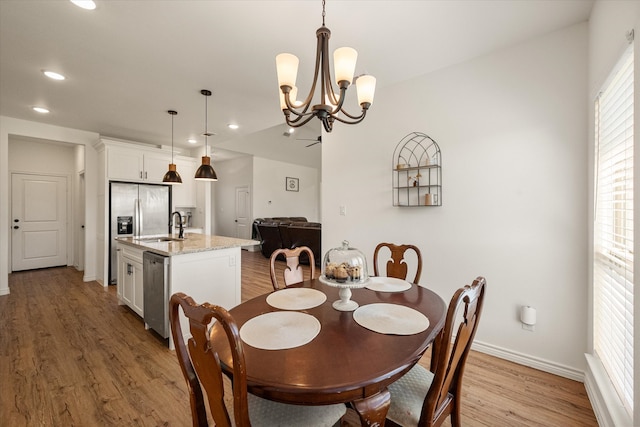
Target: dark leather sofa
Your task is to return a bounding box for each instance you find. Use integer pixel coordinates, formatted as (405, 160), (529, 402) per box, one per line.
(253, 218), (321, 266)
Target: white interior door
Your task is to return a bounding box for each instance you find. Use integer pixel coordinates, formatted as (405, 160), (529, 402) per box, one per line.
(78, 172), (85, 271)
(11, 173), (68, 271)
(235, 186), (251, 239)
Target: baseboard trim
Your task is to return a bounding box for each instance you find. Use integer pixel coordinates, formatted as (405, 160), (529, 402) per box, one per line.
(583, 354), (632, 427)
(83, 274), (97, 282)
(471, 340), (584, 382)
(0, 287), (9, 296)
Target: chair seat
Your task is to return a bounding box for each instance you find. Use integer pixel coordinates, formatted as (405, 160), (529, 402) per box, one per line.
(244, 394), (346, 427)
(387, 364), (435, 426)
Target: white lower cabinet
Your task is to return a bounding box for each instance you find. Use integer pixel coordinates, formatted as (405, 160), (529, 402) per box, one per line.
(116, 240), (244, 349)
(117, 243), (144, 316)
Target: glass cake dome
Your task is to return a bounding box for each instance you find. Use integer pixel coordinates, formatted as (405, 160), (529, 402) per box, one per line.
(321, 240), (369, 285)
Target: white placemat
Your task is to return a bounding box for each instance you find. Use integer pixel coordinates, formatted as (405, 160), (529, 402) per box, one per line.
(240, 311), (321, 350)
(266, 288), (327, 310)
(353, 303), (430, 335)
(365, 276), (412, 292)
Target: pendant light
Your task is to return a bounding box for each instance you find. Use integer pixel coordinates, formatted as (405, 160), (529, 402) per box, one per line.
(194, 89), (218, 181)
(162, 110), (182, 184)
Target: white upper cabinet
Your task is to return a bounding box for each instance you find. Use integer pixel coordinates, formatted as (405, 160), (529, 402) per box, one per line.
(172, 157), (197, 208)
(106, 144), (171, 183)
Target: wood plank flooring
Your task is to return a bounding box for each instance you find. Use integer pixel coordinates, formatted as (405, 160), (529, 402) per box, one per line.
(0, 250), (597, 426)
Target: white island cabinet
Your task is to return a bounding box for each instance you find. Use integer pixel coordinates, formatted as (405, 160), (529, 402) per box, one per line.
(116, 233), (259, 349)
(116, 244), (144, 316)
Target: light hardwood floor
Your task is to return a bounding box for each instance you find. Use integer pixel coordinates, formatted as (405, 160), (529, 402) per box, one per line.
(1, 251), (597, 426)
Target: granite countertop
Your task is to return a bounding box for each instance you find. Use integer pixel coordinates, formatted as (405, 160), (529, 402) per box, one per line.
(116, 233), (259, 256)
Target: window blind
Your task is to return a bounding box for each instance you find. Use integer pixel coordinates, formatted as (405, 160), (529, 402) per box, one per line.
(594, 46), (634, 416)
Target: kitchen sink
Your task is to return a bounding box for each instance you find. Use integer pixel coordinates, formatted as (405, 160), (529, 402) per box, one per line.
(137, 237), (185, 243)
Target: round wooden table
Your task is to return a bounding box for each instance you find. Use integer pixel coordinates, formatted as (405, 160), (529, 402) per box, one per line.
(210, 279), (447, 426)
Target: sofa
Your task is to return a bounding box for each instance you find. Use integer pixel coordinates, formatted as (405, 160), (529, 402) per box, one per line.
(253, 218), (321, 266)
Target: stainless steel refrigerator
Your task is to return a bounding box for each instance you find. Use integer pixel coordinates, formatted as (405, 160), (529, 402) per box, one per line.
(109, 182), (171, 284)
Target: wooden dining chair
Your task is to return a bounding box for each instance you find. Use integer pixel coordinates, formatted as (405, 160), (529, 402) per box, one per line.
(269, 246), (316, 291)
(169, 292), (347, 427)
(373, 242), (423, 284)
(385, 276), (487, 427)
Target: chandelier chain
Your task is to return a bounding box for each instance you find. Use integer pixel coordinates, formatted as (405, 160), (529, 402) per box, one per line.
(322, 0), (325, 26)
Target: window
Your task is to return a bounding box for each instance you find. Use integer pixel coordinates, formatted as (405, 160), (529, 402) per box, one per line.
(593, 45), (634, 416)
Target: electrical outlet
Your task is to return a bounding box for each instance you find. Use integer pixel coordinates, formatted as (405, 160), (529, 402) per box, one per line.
(339, 206), (346, 216)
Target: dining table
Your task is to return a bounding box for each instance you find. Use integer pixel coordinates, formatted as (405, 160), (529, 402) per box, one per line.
(209, 277), (447, 426)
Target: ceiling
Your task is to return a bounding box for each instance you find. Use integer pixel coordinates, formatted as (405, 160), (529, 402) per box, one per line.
(0, 0), (594, 167)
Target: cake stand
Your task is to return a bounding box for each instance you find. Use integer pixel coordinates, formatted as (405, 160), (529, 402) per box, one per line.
(319, 276), (369, 311)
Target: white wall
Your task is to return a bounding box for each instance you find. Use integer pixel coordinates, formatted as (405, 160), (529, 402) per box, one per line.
(0, 116), (99, 295)
(586, 2), (640, 426)
(253, 157), (320, 222)
(323, 23), (588, 376)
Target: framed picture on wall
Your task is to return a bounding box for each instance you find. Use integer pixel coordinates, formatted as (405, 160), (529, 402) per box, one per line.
(286, 177), (299, 192)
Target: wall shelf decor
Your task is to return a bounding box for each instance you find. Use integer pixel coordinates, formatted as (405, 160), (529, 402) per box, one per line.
(392, 132), (442, 207)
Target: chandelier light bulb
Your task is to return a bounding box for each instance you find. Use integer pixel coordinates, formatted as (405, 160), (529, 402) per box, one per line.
(356, 75), (376, 106)
(333, 47), (357, 85)
(276, 53), (299, 88)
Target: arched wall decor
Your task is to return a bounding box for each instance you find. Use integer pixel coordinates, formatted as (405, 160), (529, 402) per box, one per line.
(392, 132), (442, 207)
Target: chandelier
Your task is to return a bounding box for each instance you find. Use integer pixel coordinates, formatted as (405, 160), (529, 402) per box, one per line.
(275, 0), (376, 133)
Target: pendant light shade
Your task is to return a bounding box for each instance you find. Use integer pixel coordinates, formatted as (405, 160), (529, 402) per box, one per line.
(163, 110), (182, 184)
(194, 155), (218, 181)
(194, 89), (218, 182)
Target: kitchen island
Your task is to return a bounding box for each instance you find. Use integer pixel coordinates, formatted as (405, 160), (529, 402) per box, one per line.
(116, 233), (259, 348)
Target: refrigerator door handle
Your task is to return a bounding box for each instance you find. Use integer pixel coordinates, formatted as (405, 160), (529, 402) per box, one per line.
(133, 198), (139, 237)
(137, 199), (144, 236)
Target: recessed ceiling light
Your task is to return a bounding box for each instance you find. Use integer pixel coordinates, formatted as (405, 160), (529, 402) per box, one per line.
(70, 0), (96, 10)
(188, 139), (197, 144)
(43, 70), (66, 80)
(33, 107), (50, 113)
(227, 124), (239, 130)
(288, 128), (295, 134)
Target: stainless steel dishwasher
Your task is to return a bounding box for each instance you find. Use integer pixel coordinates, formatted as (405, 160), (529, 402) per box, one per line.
(143, 251), (169, 339)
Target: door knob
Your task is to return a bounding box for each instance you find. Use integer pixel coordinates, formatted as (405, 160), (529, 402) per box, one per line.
(13, 226), (19, 229)
(14, 219), (19, 222)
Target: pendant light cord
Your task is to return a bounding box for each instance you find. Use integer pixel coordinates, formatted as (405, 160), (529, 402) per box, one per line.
(171, 113), (175, 163)
(321, 0), (325, 26)
(204, 94), (208, 157)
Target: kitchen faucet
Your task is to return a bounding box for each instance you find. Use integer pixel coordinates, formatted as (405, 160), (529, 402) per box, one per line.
(171, 211), (184, 239)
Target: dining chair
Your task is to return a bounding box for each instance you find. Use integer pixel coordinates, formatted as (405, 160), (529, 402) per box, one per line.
(373, 242), (423, 284)
(169, 292), (347, 427)
(385, 276), (487, 427)
(269, 246), (316, 291)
